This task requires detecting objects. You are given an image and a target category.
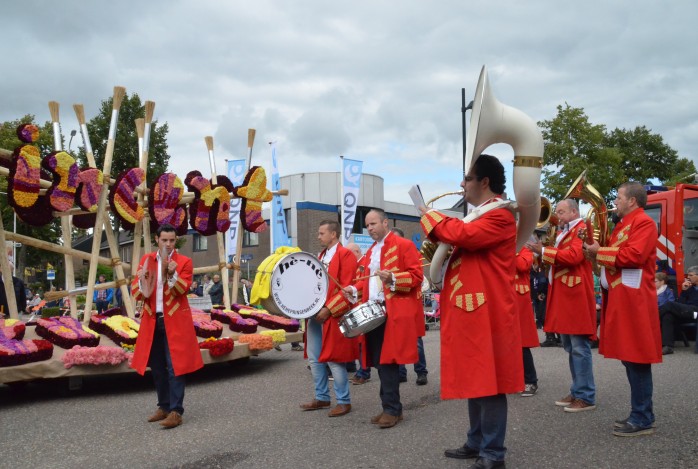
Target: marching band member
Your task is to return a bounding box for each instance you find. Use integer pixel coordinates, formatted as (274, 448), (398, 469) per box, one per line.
(526, 199), (597, 413)
(300, 220), (358, 417)
(584, 181), (662, 436)
(514, 245), (540, 397)
(131, 223), (203, 429)
(329, 209), (423, 429)
(421, 154), (521, 469)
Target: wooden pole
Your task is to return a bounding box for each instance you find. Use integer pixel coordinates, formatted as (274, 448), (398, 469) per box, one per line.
(205, 136), (231, 310)
(231, 129), (256, 305)
(0, 215), (18, 319)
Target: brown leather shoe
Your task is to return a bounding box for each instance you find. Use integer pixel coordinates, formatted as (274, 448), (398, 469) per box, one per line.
(554, 394), (574, 407)
(371, 412), (386, 424)
(564, 399), (596, 413)
(160, 411), (182, 429)
(299, 399), (331, 411)
(147, 408), (168, 423)
(328, 404), (351, 417)
(378, 413), (401, 429)
(351, 376), (370, 385)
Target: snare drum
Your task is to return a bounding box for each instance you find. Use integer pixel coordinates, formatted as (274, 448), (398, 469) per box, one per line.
(338, 300), (386, 338)
(257, 251), (329, 319)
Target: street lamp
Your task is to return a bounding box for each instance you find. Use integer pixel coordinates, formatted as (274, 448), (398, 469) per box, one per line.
(68, 129), (77, 152)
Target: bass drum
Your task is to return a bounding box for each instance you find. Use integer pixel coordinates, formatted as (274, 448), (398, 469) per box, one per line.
(258, 251), (328, 319)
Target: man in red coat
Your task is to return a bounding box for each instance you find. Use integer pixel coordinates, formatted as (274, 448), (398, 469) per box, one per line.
(131, 224), (204, 429)
(526, 199), (597, 412)
(300, 220), (358, 417)
(328, 208), (423, 429)
(584, 182), (662, 436)
(421, 154), (521, 468)
(515, 246), (540, 397)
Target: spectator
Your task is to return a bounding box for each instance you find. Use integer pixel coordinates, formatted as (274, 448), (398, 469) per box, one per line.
(658, 266), (698, 355)
(208, 274), (224, 306)
(189, 280), (201, 297)
(0, 262), (27, 317)
(202, 274), (214, 296)
(655, 272), (674, 307)
(26, 291), (43, 313)
(93, 274), (113, 314)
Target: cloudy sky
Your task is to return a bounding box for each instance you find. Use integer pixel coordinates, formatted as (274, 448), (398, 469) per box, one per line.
(3, 1), (697, 209)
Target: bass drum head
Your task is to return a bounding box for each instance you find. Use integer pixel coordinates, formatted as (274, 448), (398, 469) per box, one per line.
(260, 251), (328, 319)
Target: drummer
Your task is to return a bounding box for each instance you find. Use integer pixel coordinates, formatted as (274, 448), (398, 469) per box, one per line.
(299, 220), (359, 417)
(327, 209), (424, 429)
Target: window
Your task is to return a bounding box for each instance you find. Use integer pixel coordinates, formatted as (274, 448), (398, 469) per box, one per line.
(644, 204), (661, 235)
(193, 234), (208, 252)
(684, 199), (698, 230)
(243, 231), (259, 247)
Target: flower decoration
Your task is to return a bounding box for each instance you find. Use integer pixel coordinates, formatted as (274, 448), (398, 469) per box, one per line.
(61, 345), (133, 369)
(9, 143), (54, 226)
(185, 171), (235, 236)
(259, 329), (286, 344)
(237, 333), (274, 352)
(191, 311), (223, 339)
(35, 317), (100, 349)
(210, 308), (259, 334)
(109, 168), (145, 231)
(198, 337), (234, 357)
(75, 168), (104, 212)
(89, 314), (140, 347)
(236, 309), (300, 332)
(149, 173), (188, 236)
(1, 318), (26, 340)
(0, 336), (53, 367)
(234, 166), (272, 233)
(42, 151), (79, 212)
(16, 123), (40, 143)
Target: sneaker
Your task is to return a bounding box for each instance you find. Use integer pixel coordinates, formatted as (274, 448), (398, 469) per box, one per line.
(555, 394), (574, 407)
(614, 418), (656, 429)
(661, 346), (673, 355)
(291, 345), (304, 351)
(274, 345), (282, 351)
(564, 399), (596, 413)
(416, 374), (428, 386)
(521, 383), (538, 397)
(613, 421), (655, 437)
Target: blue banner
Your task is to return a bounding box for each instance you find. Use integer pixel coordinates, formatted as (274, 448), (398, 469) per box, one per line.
(341, 158), (363, 245)
(271, 143), (291, 250)
(226, 159), (247, 259)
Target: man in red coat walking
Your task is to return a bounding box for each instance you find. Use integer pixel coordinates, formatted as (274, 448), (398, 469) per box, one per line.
(300, 220), (358, 417)
(328, 209), (424, 429)
(584, 182), (662, 436)
(421, 154), (522, 469)
(515, 246), (540, 397)
(131, 224), (204, 429)
(527, 199), (597, 412)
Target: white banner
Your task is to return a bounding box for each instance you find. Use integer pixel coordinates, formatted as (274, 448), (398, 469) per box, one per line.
(226, 159), (247, 259)
(341, 157), (363, 245)
(271, 143), (291, 250)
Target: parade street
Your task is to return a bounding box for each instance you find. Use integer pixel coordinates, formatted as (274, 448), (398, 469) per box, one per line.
(1, 329), (696, 469)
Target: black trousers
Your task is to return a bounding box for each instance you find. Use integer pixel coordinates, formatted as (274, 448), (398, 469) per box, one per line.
(659, 301), (696, 346)
(522, 347), (538, 385)
(365, 321), (402, 416)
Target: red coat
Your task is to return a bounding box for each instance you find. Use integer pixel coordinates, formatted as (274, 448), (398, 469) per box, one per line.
(318, 244), (359, 363)
(515, 248), (540, 348)
(421, 206), (523, 399)
(542, 222), (597, 338)
(131, 251), (204, 376)
(327, 232), (423, 365)
(597, 208), (662, 364)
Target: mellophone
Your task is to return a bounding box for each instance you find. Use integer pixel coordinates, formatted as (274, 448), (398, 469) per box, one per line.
(255, 251), (386, 337)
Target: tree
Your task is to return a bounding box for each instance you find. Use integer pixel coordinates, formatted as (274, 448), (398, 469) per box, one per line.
(77, 92), (170, 234)
(0, 115), (64, 282)
(538, 103), (693, 203)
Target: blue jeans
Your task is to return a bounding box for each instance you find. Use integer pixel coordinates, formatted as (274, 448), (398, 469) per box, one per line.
(466, 394), (508, 461)
(399, 336), (428, 378)
(306, 317), (350, 404)
(622, 361), (654, 428)
(560, 334), (596, 404)
(148, 317), (186, 415)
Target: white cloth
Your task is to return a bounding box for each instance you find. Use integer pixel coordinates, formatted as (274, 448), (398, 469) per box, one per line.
(319, 243), (338, 266)
(138, 250), (178, 313)
(544, 217), (583, 284)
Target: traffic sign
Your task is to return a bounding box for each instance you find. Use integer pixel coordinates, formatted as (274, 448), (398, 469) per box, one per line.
(46, 269), (56, 280)
(240, 254), (253, 261)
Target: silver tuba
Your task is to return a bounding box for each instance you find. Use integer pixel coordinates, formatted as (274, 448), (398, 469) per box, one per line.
(428, 65), (543, 288)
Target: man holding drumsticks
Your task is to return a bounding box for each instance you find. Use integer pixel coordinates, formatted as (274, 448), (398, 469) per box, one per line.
(300, 220), (358, 417)
(327, 209), (424, 429)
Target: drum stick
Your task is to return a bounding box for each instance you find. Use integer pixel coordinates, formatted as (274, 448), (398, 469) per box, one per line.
(326, 272), (345, 291)
(355, 264), (431, 282)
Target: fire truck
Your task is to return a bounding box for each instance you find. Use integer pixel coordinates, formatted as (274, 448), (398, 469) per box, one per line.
(645, 183), (698, 284)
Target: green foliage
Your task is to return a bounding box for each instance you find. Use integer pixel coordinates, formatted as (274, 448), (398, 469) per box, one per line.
(41, 307), (62, 318)
(539, 103), (694, 203)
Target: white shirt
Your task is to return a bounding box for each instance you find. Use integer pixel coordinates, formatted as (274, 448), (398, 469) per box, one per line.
(348, 232), (395, 304)
(139, 250), (178, 313)
(319, 243), (338, 266)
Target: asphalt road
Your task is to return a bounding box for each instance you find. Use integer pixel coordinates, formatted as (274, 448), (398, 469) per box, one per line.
(1, 329), (696, 469)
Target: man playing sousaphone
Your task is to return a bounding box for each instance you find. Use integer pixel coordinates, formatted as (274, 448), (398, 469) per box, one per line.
(299, 220), (358, 417)
(327, 209), (424, 429)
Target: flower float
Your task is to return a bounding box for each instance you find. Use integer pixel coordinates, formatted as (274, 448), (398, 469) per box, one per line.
(198, 337), (234, 357)
(259, 329), (286, 345)
(237, 333), (274, 352)
(61, 345), (132, 369)
(235, 308), (300, 332)
(1, 318), (26, 340)
(210, 308), (259, 334)
(0, 336), (53, 367)
(35, 317), (100, 349)
(89, 314), (140, 347)
(191, 311), (223, 339)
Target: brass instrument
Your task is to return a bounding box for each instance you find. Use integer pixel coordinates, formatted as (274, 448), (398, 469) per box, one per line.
(426, 65), (544, 288)
(537, 196), (560, 246)
(420, 191), (463, 263)
(563, 170), (609, 246)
